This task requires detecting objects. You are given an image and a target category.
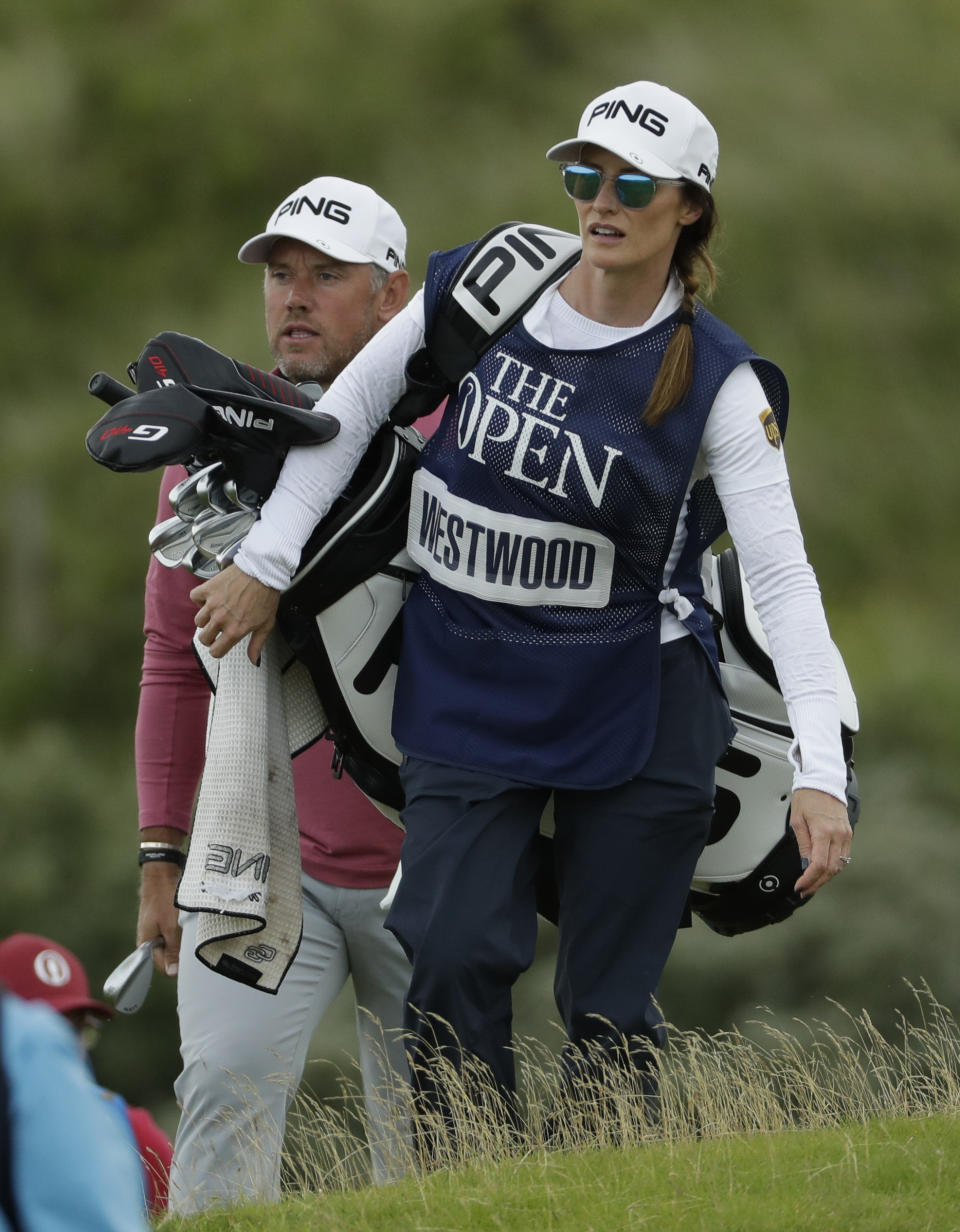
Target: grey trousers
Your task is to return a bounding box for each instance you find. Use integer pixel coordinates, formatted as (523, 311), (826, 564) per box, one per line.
(168, 872), (411, 1215)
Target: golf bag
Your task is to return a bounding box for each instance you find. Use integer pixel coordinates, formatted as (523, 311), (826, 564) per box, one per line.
(277, 424), (425, 813)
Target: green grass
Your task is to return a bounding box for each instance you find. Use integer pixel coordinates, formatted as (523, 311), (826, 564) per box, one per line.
(164, 1114), (960, 1231)
(161, 988), (960, 1230)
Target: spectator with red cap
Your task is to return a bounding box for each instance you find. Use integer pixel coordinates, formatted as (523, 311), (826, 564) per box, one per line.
(0, 933), (172, 1215)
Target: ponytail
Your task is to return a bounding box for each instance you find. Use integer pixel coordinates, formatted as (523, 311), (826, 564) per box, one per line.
(643, 187), (717, 426)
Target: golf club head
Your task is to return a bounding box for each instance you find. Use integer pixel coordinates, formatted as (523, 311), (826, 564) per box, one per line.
(222, 476), (260, 513)
(197, 467), (237, 516)
(103, 939), (159, 1014)
(182, 544), (219, 578)
(149, 516), (198, 568)
(191, 509), (257, 560)
(216, 539), (244, 570)
(168, 462), (223, 520)
(297, 381), (324, 405)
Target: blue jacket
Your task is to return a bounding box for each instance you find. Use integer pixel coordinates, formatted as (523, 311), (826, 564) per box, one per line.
(0, 993), (149, 1232)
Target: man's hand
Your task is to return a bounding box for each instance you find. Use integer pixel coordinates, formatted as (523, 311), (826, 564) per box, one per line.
(136, 828), (187, 977)
(191, 563), (280, 663)
(790, 786), (853, 896)
(137, 865), (183, 977)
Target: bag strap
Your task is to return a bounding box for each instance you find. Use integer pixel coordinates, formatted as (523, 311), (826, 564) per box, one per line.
(716, 546), (781, 693)
(390, 222), (581, 426)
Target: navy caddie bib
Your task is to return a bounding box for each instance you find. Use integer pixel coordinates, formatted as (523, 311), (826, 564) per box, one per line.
(392, 239), (788, 789)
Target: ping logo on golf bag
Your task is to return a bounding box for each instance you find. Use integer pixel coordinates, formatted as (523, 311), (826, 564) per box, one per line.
(211, 403), (275, 432)
(204, 843), (271, 882)
(452, 225), (582, 334)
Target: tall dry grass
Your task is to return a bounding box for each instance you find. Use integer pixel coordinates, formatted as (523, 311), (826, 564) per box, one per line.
(280, 981), (960, 1196)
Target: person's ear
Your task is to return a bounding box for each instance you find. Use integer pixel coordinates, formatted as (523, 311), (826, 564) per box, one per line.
(678, 199), (704, 227)
(377, 269), (411, 322)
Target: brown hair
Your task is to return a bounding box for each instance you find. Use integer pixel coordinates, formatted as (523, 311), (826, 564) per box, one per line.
(643, 185), (718, 425)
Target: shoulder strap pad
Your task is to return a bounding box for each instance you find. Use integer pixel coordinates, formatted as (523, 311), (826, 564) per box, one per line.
(431, 222), (582, 379)
(391, 222), (581, 425)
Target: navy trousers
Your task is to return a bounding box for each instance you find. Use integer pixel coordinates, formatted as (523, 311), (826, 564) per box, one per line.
(387, 636), (733, 1105)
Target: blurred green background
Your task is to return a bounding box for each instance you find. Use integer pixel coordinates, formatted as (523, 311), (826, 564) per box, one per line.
(2, 0), (957, 1140)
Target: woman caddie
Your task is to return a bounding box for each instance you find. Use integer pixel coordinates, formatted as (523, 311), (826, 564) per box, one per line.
(191, 80), (853, 1136)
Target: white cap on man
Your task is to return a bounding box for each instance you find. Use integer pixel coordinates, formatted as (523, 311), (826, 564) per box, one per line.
(546, 81), (718, 192)
(238, 176), (407, 272)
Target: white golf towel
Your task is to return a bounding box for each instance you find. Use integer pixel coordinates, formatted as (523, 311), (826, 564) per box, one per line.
(177, 628), (325, 993)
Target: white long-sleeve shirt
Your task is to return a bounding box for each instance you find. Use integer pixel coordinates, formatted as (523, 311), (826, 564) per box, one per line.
(237, 277), (847, 803)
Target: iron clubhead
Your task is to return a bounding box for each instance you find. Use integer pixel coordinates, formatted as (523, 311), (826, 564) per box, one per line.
(103, 939), (159, 1014)
(191, 509), (257, 560)
(168, 462), (223, 520)
(197, 467), (237, 516)
(182, 544), (219, 578)
(149, 516), (197, 568)
(222, 476), (260, 513)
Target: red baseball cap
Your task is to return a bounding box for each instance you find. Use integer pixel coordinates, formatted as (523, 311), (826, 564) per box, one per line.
(0, 933), (114, 1019)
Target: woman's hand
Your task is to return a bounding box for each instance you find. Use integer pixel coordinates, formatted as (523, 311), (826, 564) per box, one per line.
(790, 786), (853, 896)
(190, 564), (280, 664)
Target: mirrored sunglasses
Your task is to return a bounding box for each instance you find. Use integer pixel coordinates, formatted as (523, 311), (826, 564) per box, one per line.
(561, 163), (675, 210)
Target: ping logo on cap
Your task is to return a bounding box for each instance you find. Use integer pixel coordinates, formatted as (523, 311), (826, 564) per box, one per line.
(588, 98), (670, 138)
(275, 194), (353, 228)
(34, 949), (71, 987)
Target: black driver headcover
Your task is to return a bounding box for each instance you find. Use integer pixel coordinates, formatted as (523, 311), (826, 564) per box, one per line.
(131, 331), (318, 410)
(86, 331), (340, 500)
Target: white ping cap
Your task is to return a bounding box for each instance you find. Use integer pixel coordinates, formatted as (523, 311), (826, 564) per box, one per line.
(238, 176), (406, 272)
(547, 81), (718, 191)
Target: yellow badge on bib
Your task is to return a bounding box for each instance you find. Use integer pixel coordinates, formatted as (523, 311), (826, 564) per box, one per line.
(760, 408), (782, 450)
